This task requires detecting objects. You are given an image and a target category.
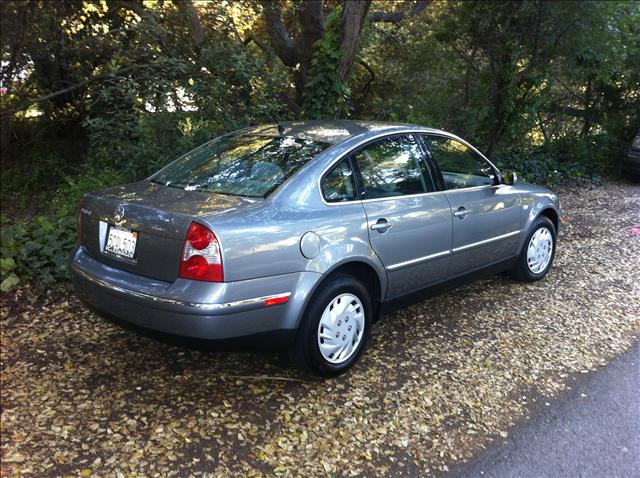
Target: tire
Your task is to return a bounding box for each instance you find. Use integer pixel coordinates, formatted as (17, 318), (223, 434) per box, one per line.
(509, 215), (556, 282)
(291, 274), (372, 377)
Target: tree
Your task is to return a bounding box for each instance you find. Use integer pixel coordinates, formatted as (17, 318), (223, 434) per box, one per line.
(255, 0), (431, 117)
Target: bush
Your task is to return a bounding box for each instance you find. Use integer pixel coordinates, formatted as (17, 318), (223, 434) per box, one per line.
(51, 165), (125, 218)
(87, 112), (224, 183)
(0, 214), (77, 292)
(495, 134), (620, 189)
(1, 152), (73, 211)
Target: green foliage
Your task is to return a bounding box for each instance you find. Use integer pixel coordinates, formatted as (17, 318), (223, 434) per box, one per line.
(495, 134), (623, 189)
(302, 7), (350, 119)
(1, 152), (70, 211)
(2, 0), (639, 289)
(362, 0), (639, 161)
(52, 166), (125, 218)
(0, 215), (77, 292)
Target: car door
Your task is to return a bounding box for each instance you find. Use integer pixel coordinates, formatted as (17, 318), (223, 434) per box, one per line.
(353, 134), (453, 298)
(421, 134), (522, 276)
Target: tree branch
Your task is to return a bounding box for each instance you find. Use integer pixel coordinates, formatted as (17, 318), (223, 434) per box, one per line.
(111, 1), (173, 54)
(175, 0), (204, 50)
(3, 64), (156, 115)
(356, 58), (375, 99)
(243, 34), (270, 55)
(296, 0), (325, 66)
(368, 0), (431, 23)
(260, 1), (297, 67)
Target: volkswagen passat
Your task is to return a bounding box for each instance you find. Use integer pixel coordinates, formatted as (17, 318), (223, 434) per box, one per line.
(71, 121), (560, 376)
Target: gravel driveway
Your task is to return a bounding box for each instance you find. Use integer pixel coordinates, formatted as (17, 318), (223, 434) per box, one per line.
(2, 181), (639, 477)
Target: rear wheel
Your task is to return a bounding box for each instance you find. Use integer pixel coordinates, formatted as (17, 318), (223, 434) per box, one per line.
(291, 274), (372, 377)
(510, 215), (556, 282)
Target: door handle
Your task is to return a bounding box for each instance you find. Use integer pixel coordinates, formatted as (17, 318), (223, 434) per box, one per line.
(453, 207), (469, 219)
(370, 218), (392, 233)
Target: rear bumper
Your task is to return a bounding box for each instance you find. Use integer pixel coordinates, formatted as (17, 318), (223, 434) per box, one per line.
(70, 246), (321, 341)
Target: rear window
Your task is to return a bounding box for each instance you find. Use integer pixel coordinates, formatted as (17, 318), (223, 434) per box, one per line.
(151, 134), (329, 198)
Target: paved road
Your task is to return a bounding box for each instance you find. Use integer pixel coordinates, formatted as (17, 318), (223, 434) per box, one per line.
(455, 340), (640, 478)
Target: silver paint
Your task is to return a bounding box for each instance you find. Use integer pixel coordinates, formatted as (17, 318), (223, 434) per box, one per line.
(300, 231), (321, 259)
(71, 120), (560, 341)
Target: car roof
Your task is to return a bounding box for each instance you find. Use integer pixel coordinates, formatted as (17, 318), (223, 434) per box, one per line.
(241, 120), (441, 145)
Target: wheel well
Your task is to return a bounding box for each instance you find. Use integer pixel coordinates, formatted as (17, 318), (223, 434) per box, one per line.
(325, 262), (383, 314)
(539, 208), (559, 232)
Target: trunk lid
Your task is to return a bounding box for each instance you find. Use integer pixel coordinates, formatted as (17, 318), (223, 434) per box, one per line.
(80, 181), (259, 282)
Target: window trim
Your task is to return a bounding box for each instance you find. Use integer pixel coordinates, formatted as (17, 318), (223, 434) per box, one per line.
(419, 133), (501, 191)
(349, 133), (436, 201)
(415, 135), (446, 191)
(320, 156), (361, 203)
(317, 129), (502, 206)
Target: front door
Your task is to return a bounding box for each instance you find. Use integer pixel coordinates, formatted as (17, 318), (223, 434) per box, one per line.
(422, 134), (522, 276)
(353, 134), (453, 298)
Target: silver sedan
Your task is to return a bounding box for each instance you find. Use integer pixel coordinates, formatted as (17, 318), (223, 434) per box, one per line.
(71, 121), (560, 376)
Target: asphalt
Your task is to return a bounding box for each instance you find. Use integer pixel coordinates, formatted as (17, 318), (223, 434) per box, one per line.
(454, 340), (640, 478)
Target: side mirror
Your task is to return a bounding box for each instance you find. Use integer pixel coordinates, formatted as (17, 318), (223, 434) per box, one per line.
(502, 170), (518, 186)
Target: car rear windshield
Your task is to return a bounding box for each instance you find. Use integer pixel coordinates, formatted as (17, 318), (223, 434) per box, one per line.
(151, 134), (329, 198)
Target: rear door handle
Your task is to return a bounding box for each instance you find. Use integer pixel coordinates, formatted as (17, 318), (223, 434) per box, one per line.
(370, 218), (392, 233)
(453, 207), (469, 219)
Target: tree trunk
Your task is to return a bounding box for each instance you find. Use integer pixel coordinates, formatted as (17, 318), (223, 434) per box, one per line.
(258, 0), (427, 113)
(486, 67), (510, 159)
(175, 0), (204, 52)
(581, 78), (593, 136)
(337, 1), (371, 83)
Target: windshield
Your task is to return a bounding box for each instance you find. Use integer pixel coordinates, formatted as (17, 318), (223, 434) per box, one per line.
(151, 134), (329, 197)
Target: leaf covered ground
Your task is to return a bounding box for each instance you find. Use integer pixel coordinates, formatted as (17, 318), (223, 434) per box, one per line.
(1, 182), (639, 477)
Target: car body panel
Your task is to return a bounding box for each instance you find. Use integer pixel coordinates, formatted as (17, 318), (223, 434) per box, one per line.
(80, 181), (264, 282)
(445, 184), (523, 275)
(622, 131), (640, 178)
(71, 245), (322, 339)
(361, 192), (453, 298)
(71, 120), (561, 343)
(515, 182), (560, 252)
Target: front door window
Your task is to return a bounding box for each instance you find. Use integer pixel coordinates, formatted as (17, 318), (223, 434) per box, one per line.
(423, 136), (497, 190)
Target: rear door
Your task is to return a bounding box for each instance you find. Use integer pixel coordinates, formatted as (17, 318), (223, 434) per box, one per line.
(421, 134), (522, 276)
(353, 134), (453, 299)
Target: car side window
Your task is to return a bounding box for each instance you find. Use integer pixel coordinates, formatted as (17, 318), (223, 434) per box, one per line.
(321, 159), (357, 202)
(423, 135), (497, 190)
(354, 135), (433, 199)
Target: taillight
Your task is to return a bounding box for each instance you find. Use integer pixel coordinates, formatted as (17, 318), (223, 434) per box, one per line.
(76, 198), (84, 244)
(179, 222), (223, 282)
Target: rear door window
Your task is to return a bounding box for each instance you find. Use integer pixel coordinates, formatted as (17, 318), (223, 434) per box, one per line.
(353, 135), (433, 199)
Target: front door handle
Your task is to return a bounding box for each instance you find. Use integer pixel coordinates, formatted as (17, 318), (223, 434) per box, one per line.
(453, 207), (469, 219)
(370, 218), (392, 233)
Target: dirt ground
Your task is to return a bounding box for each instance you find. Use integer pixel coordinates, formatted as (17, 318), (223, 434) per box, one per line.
(2, 181), (639, 477)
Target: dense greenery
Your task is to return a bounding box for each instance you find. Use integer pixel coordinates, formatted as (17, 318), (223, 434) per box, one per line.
(1, 0), (639, 289)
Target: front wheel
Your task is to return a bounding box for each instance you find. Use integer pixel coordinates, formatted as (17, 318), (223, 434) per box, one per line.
(510, 216), (556, 282)
(291, 274), (372, 377)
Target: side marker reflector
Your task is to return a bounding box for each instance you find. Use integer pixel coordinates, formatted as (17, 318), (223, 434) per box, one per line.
(263, 295), (290, 307)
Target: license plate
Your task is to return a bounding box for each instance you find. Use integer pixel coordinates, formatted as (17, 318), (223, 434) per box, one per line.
(104, 225), (138, 259)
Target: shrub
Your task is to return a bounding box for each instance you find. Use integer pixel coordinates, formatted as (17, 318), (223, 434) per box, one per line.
(495, 134), (619, 189)
(0, 214), (77, 292)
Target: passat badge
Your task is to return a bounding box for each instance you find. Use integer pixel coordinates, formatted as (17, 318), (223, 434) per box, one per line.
(114, 204), (126, 222)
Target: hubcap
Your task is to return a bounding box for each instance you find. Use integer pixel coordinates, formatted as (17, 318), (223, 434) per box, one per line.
(317, 293), (365, 364)
(527, 226), (553, 274)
